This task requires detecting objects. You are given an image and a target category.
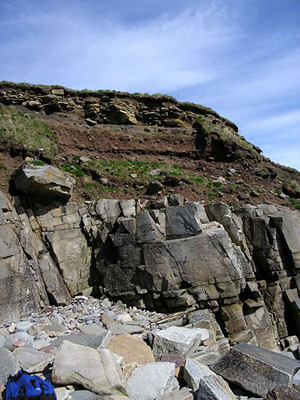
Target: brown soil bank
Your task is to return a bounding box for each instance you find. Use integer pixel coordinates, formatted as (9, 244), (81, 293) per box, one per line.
(0, 81), (299, 210)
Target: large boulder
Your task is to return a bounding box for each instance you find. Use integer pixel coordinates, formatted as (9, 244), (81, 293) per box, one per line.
(152, 327), (210, 357)
(13, 165), (75, 199)
(127, 362), (179, 400)
(183, 359), (236, 400)
(212, 344), (300, 397)
(107, 334), (155, 365)
(52, 341), (128, 397)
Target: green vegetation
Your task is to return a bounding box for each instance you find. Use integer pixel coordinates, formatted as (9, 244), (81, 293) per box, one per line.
(0, 104), (58, 158)
(62, 162), (85, 177)
(289, 198), (300, 210)
(83, 180), (117, 199)
(290, 180), (300, 191)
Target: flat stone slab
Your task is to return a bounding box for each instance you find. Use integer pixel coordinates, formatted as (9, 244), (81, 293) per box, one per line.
(212, 344), (300, 397)
(153, 327), (210, 357)
(13, 165), (75, 199)
(50, 332), (111, 350)
(127, 362), (179, 400)
(183, 358), (235, 400)
(13, 347), (54, 373)
(107, 334), (155, 365)
(156, 388), (193, 400)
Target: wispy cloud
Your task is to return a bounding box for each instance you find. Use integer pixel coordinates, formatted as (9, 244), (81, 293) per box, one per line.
(0, 0), (299, 170)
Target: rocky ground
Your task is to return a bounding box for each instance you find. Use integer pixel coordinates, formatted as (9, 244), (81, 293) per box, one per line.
(1, 295), (300, 400)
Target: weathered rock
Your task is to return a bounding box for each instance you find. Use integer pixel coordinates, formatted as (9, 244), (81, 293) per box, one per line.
(13, 347), (54, 372)
(101, 314), (144, 335)
(0, 347), (19, 385)
(50, 332), (111, 350)
(70, 390), (109, 399)
(52, 341), (128, 396)
(165, 203), (203, 239)
(265, 385), (300, 400)
(0, 194), (44, 324)
(153, 327), (209, 357)
(127, 362), (179, 400)
(157, 388), (193, 400)
(183, 359), (235, 399)
(145, 181), (164, 195)
(96, 199), (122, 224)
(107, 334), (155, 365)
(45, 229), (92, 295)
(13, 165), (75, 199)
(212, 344), (300, 397)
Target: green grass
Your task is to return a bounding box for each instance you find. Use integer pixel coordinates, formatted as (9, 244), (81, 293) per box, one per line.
(82, 159), (185, 185)
(62, 162), (85, 177)
(289, 198), (300, 210)
(83, 181), (117, 198)
(0, 103), (58, 158)
(189, 175), (204, 184)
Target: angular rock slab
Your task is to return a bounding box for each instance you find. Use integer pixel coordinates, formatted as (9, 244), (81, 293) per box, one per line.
(107, 334), (155, 365)
(50, 332), (111, 350)
(13, 165), (75, 199)
(183, 358), (235, 400)
(157, 388), (193, 400)
(0, 347), (19, 384)
(212, 344), (300, 397)
(13, 347), (54, 373)
(127, 362), (179, 400)
(153, 327), (210, 357)
(52, 341), (128, 397)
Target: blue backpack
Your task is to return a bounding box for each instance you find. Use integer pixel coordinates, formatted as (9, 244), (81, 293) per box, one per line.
(5, 370), (57, 400)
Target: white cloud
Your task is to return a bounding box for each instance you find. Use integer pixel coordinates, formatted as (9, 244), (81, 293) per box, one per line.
(0, 0), (299, 170)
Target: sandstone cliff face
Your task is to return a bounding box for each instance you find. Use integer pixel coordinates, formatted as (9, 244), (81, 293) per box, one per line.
(1, 184), (300, 352)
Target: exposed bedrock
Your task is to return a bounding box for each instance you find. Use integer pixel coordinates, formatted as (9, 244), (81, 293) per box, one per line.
(1, 183), (300, 351)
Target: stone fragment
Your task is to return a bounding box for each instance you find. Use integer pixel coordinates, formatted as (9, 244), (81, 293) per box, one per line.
(120, 200), (136, 218)
(15, 321), (33, 332)
(153, 327), (209, 357)
(70, 390), (107, 399)
(145, 181), (164, 195)
(0, 347), (19, 384)
(266, 385), (300, 400)
(127, 362), (179, 400)
(52, 341), (128, 397)
(50, 332), (111, 350)
(168, 194), (185, 207)
(13, 165), (75, 199)
(107, 334), (155, 365)
(165, 203), (203, 239)
(183, 359), (236, 399)
(79, 324), (106, 335)
(13, 347), (54, 373)
(96, 199), (121, 224)
(101, 314), (144, 335)
(156, 388), (193, 400)
(212, 344), (300, 397)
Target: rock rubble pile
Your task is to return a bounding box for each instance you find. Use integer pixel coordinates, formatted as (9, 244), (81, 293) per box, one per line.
(1, 295), (299, 400)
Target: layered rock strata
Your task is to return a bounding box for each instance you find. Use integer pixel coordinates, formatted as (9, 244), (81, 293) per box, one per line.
(1, 172), (300, 350)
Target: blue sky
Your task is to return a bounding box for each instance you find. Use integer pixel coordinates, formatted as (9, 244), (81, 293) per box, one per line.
(1, 0), (299, 170)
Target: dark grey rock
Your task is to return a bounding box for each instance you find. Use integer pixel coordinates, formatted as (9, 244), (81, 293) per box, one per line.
(212, 344), (300, 397)
(13, 165), (75, 199)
